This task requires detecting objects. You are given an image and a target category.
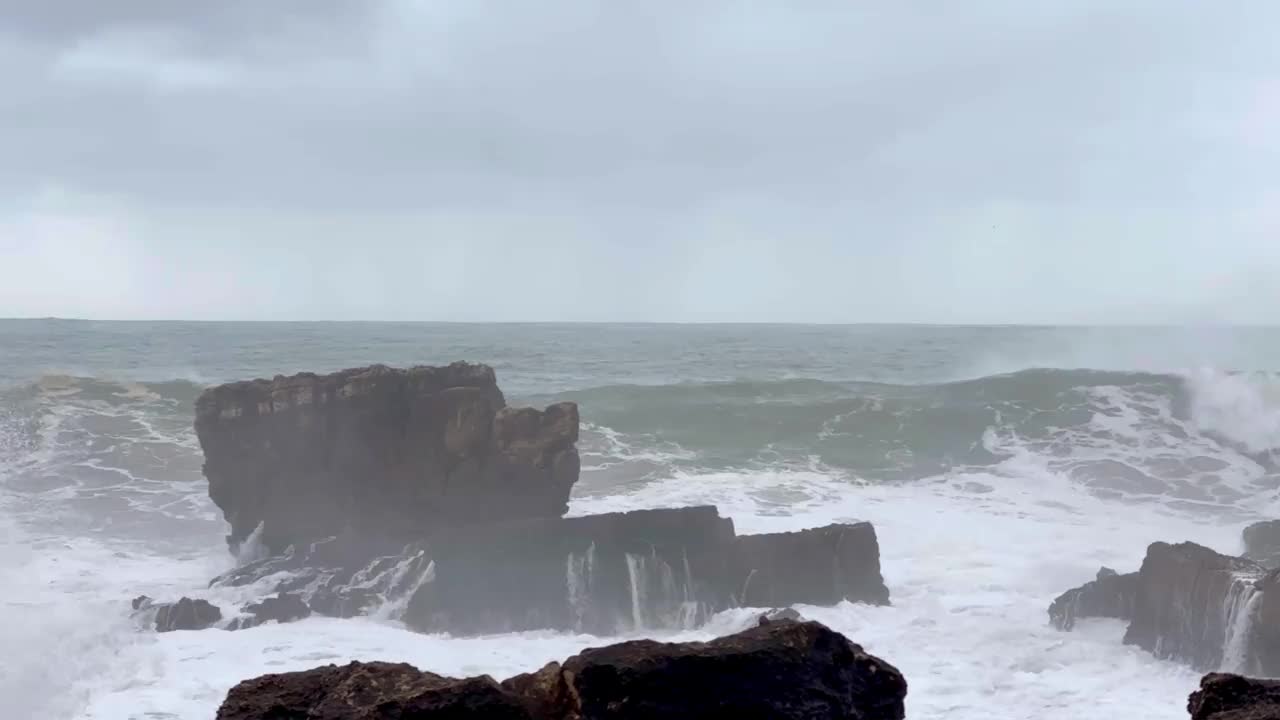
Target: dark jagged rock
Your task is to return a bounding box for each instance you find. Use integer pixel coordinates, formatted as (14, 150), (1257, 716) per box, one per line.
(1245, 521), (1280, 569)
(1048, 566), (1138, 631)
(735, 522), (890, 607)
(131, 595), (152, 611)
(1123, 542), (1266, 670)
(215, 620), (907, 720)
(551, 620), (906, 720)
(227, 593), (312, 631)
(216, 661), (532, 720)
(1189, 673), (1280, 720)
(152, 597), (223, 632)
(195, 363), (580, 554)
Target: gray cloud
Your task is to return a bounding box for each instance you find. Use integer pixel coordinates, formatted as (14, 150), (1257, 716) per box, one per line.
(1, 1), (1277, 321)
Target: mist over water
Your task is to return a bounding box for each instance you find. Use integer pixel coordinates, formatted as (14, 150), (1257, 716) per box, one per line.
(3, 321), (1280, 719)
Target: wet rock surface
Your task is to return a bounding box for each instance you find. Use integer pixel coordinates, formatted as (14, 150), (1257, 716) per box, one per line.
(1189, 673), (1280, 720)
(187, 364), (891, 637)
(226, 593), (312, 631)
(150, 597), (223, 632)
(215, 619), (908, 720)
(1124, 542), (1266, 671)
(195, 363), (579, 553)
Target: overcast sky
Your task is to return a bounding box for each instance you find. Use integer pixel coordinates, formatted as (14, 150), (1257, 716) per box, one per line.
(1, 1), (1277, 323)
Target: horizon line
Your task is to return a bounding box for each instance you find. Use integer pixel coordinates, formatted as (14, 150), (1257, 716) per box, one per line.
(2, 317), (1277, 329)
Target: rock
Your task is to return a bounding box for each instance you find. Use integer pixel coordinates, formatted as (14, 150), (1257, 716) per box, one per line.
(195, 363), (580, 553)
(550, 619), (906, 720)
(1123, 542), (1266, 670)
(1048, 566), (1138, 631)
(735, 522), (890, 607)
(405, 506), (740, 635)
(403, 507), (892, 636)
(1246, 569), (1280, 677)
(130, 595), (152, 611)
(195, 363), (894, 637)
(216, 661), (532, 720)
(153, 597), (223, 632)
(227, 593), (311, 631)
(1245, 521), (1280, 569)
(1189, 673), (1280, 720)
(215, 619), (907, 720)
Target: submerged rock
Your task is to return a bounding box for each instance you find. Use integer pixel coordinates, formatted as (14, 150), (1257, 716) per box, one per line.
(152, 597), (223, 632)
(1245, 521), (1280, 569)
(1123, 542), (1266, 671)
(1048, 566), (1138, 631)
(1189, 673), (1280, 720)
(216, 619), (907, 720)
(195, 363), (580, 553)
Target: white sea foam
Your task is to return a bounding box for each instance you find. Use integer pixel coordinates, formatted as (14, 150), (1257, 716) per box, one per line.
(42, 457), (1247, 720)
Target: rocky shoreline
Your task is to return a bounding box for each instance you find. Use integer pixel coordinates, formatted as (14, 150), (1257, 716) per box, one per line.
(134, 362), (1280, 717)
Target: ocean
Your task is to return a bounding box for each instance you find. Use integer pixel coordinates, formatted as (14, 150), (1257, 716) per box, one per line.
(2, 320), (1279, 719)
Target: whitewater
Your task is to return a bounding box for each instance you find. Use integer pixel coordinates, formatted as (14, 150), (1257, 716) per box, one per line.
(3, 321), (1280, 719)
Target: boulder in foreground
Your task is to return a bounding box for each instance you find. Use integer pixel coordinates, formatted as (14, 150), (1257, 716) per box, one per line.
(216, 619), (907, 720)
(1189, 673), (1280, 720)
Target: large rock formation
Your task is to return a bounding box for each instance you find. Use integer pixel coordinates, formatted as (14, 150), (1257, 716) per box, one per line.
(195, 363), (579, 553)
(406, 510), (888, 635)
(1048, 566), (1138, 631)
(1189, 673), (1280, 720)
(216, 619), (908, 720)
(405, 506), (739, 635)
(1122, 542), (1266, 671)
(202, 506), (890, 636)
(192, 364), (892, 637)
(1245, 521), (1280, 569)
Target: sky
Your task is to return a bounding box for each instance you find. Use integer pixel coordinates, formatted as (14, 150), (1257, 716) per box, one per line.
(1, 1), (1278, 323)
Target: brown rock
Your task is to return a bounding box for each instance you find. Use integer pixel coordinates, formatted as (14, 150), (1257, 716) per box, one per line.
(216, 661), (532, 720)
(1189, 673), (1280, 720)
(215, 620), (907, 720)
(548, 619), (905, 719)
